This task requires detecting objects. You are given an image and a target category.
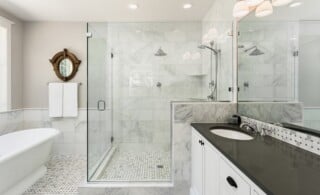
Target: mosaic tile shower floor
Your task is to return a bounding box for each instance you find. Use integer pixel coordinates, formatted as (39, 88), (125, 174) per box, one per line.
(96, 150), (171, 181)
(24, 155), (86, 195)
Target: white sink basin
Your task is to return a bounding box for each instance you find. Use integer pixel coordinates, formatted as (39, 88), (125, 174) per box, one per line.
(210, 129), (253, 141)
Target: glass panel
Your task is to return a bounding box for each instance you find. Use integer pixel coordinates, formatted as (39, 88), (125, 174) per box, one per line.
(87, 21), (233, 182)
(299, 21), (320, 130)
(238, 21), (297, 102)
(87, 23), (113, 180)
(237, 0), (320, 133)
(201, 21), (234, 102)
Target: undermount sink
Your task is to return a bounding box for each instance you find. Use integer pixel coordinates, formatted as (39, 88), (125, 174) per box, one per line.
(210, 129), (254, 141)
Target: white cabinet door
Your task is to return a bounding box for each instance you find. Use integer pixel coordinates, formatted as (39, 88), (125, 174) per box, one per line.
(204, 142), (220, 195)
(219, 158), (251, 195)
(191, 130), (204, 195)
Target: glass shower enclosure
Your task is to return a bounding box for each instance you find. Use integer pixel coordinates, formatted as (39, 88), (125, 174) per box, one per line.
(87, 22), (205, 183)
(87, 21), (233, 183)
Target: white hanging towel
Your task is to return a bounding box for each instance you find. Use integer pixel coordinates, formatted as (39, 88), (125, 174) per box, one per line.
(63, 83), (78, 117)
(49, 83), (63, 117)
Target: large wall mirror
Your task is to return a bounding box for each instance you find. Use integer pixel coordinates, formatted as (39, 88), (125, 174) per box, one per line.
(237, 0), (320, 133)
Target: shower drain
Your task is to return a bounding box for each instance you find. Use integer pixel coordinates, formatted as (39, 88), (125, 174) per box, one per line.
(157, 165), (164, 169)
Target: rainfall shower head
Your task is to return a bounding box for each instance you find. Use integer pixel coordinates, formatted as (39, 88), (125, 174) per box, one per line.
(249, 47), (264, 56)
(244, 46), (264, 56)
(155, 47), (167, 57)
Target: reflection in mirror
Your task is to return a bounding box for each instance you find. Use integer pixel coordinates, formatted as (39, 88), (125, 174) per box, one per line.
(237, 0), (320, 133)
(59, 58), (73, 77)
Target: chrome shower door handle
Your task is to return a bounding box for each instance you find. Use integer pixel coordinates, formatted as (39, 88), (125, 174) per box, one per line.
(97, 100), (106, 111)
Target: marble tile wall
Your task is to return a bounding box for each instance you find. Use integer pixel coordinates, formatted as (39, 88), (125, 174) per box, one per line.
(201, 21), (233, 101)
(174, 102), (237, 123)
(201, 0), (234, 102)
(23, 109), (87, 156)
(0, 109), (24, 136)
(0, 109), (86, 158)
(238, 22), (298, 101)
(299, 21), (320, 108)
(0, 109), (87, 156)
(238, 102), (303, 124)
(108, 22), (205, 149)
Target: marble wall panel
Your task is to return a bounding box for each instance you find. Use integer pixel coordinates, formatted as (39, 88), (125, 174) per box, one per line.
(0, 109), (23, 135)
(238, 102), (303, 124)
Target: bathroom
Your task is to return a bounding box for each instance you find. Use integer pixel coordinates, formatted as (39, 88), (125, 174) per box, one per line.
(0, 0), (319, 194)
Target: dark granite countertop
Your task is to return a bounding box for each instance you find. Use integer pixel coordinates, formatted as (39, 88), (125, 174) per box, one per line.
(191, 123), (320, 195)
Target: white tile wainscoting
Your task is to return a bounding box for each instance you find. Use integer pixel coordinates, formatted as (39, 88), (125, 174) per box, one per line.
(0, 109), (24, 135)
(0, 108), (87, 156)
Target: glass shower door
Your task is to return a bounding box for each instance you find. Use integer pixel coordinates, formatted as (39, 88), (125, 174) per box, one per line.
(87, 23), (113, 180)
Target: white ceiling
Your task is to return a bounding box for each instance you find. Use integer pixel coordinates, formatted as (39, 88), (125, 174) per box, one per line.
(0, 0), (215, 22)
(243, 0), (320, 21)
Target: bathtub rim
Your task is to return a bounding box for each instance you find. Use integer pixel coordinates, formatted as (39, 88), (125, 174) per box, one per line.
(0, 128), (60, 163)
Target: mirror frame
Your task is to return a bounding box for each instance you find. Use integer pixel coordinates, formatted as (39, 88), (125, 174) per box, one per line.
(50, 48), (81, 81)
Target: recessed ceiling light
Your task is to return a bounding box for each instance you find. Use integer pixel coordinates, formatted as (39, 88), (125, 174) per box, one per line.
(128, 3), (139, 10)
(183, 3), (193, 9)
(289, 1), (302, 8)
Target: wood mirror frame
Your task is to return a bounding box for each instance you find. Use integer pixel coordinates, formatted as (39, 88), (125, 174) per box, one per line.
(49, 49), (81, 81)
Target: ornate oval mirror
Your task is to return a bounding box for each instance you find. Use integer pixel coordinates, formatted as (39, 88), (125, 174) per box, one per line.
(50, 49), (81, 81)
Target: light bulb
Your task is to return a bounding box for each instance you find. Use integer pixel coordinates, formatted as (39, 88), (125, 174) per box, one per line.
(233, 1), (250, 18)
(272, 0), (293, 6)
(256, 1), (273, 17)
(245, 0), (264, 6)
(289, 1), (302, 7)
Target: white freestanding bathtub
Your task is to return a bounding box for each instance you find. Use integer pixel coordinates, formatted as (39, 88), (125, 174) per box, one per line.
(0, 128), (60, 195)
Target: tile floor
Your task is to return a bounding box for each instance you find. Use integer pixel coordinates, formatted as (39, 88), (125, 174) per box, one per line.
(24, 150), (170, 194)
(96, 150), (171, 182)
(24, 155), (86, 195)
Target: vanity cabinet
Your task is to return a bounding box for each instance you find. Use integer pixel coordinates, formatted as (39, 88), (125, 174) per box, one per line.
(191, 130), (204, 195)
(219, 158), (250, 195)
(191, 128), (266, 195)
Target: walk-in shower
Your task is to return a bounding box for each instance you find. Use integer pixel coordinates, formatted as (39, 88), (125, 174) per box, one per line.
(87, 22), (206, 183)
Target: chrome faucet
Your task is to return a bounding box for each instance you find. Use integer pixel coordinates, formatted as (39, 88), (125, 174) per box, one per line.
(240, 123), (256, 133)
(240, 122), (267, 136)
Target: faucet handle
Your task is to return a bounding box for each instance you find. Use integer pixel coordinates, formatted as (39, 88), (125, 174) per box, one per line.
(240, 123), (256, 133)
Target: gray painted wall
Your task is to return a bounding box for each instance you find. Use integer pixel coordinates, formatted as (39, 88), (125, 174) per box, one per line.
(23, 22), (87, 108)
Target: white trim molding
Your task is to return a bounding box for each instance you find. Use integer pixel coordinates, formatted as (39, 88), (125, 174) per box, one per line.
(0, 15), (13, 112)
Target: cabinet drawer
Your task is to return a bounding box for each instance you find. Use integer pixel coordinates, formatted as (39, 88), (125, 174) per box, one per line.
(219, 158), (250, 195)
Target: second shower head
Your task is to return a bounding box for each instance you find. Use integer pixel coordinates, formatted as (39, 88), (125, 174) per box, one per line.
(244, 46), (264, 56)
